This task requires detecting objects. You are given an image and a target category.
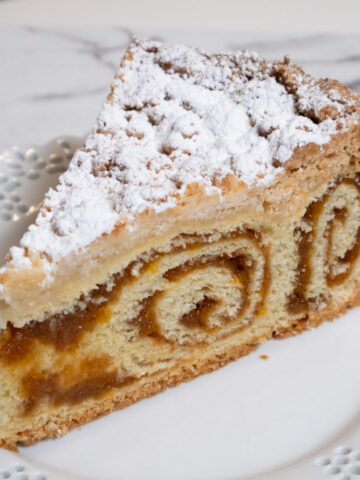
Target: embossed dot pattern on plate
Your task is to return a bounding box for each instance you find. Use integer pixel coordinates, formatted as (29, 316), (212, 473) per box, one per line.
(0, 138), (81, 223)
(0, 464), (47, 480)
(0, 118), (360, 480)
(315, 446), (360, 478)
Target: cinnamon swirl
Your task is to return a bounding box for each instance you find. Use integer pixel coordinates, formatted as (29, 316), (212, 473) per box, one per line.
(0, 38), (359, 450)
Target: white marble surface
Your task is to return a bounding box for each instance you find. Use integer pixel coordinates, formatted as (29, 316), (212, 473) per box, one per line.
(1, 0), (360, 34)
(1, 26), (360, 153)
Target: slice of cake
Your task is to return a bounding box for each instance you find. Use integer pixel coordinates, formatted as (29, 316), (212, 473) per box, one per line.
(0, 38), (359, 450)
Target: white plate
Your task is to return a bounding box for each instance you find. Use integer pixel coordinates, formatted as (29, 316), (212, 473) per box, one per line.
(0, 138), (360, 480)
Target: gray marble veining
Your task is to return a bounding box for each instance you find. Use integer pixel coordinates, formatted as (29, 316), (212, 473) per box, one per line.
(1, 26), (359, 152)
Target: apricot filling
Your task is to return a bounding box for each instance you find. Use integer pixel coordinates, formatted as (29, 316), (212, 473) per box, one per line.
(21, 356), (134, 415)
(0, 228), (270, 413)
(0, 229), (270, 363)
(288, 175), (360, 313)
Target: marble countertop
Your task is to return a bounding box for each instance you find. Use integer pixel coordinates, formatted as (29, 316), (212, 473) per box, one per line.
(1, 0), (360, 34)
(1, 26), (360, 153)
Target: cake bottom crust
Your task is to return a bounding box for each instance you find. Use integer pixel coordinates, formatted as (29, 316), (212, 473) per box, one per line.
(2, 290), (359, 452)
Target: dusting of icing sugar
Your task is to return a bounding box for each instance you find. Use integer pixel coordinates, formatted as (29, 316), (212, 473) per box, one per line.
(7, 246), (32, 269)
(4, 38), (359, 270)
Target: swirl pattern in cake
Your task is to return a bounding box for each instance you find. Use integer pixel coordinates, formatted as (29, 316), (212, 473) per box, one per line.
(0, 38), (359, 450)
(288, 175), (360, 314)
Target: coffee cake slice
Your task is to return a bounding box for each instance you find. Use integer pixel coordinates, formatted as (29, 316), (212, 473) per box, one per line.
(0, 38), (359, 450)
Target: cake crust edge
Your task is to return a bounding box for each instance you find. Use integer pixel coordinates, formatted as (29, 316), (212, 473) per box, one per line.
(3, 286), (359, 452)
(1, 43), (360, 330)
(1, 122), (360, 330)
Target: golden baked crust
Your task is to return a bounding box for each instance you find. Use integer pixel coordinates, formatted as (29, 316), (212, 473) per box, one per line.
(0, 39), (360, 450)
(1, 124), (360, 328)
(3, 285), (360, 452)
(0, 342), (257, 451)
(0, 40), (359, 328)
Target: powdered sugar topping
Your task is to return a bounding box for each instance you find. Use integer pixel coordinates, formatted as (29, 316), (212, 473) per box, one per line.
(5, 38), (359, 270)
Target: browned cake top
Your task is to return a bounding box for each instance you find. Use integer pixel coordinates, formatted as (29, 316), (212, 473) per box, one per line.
(1, 37), (359, 275)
